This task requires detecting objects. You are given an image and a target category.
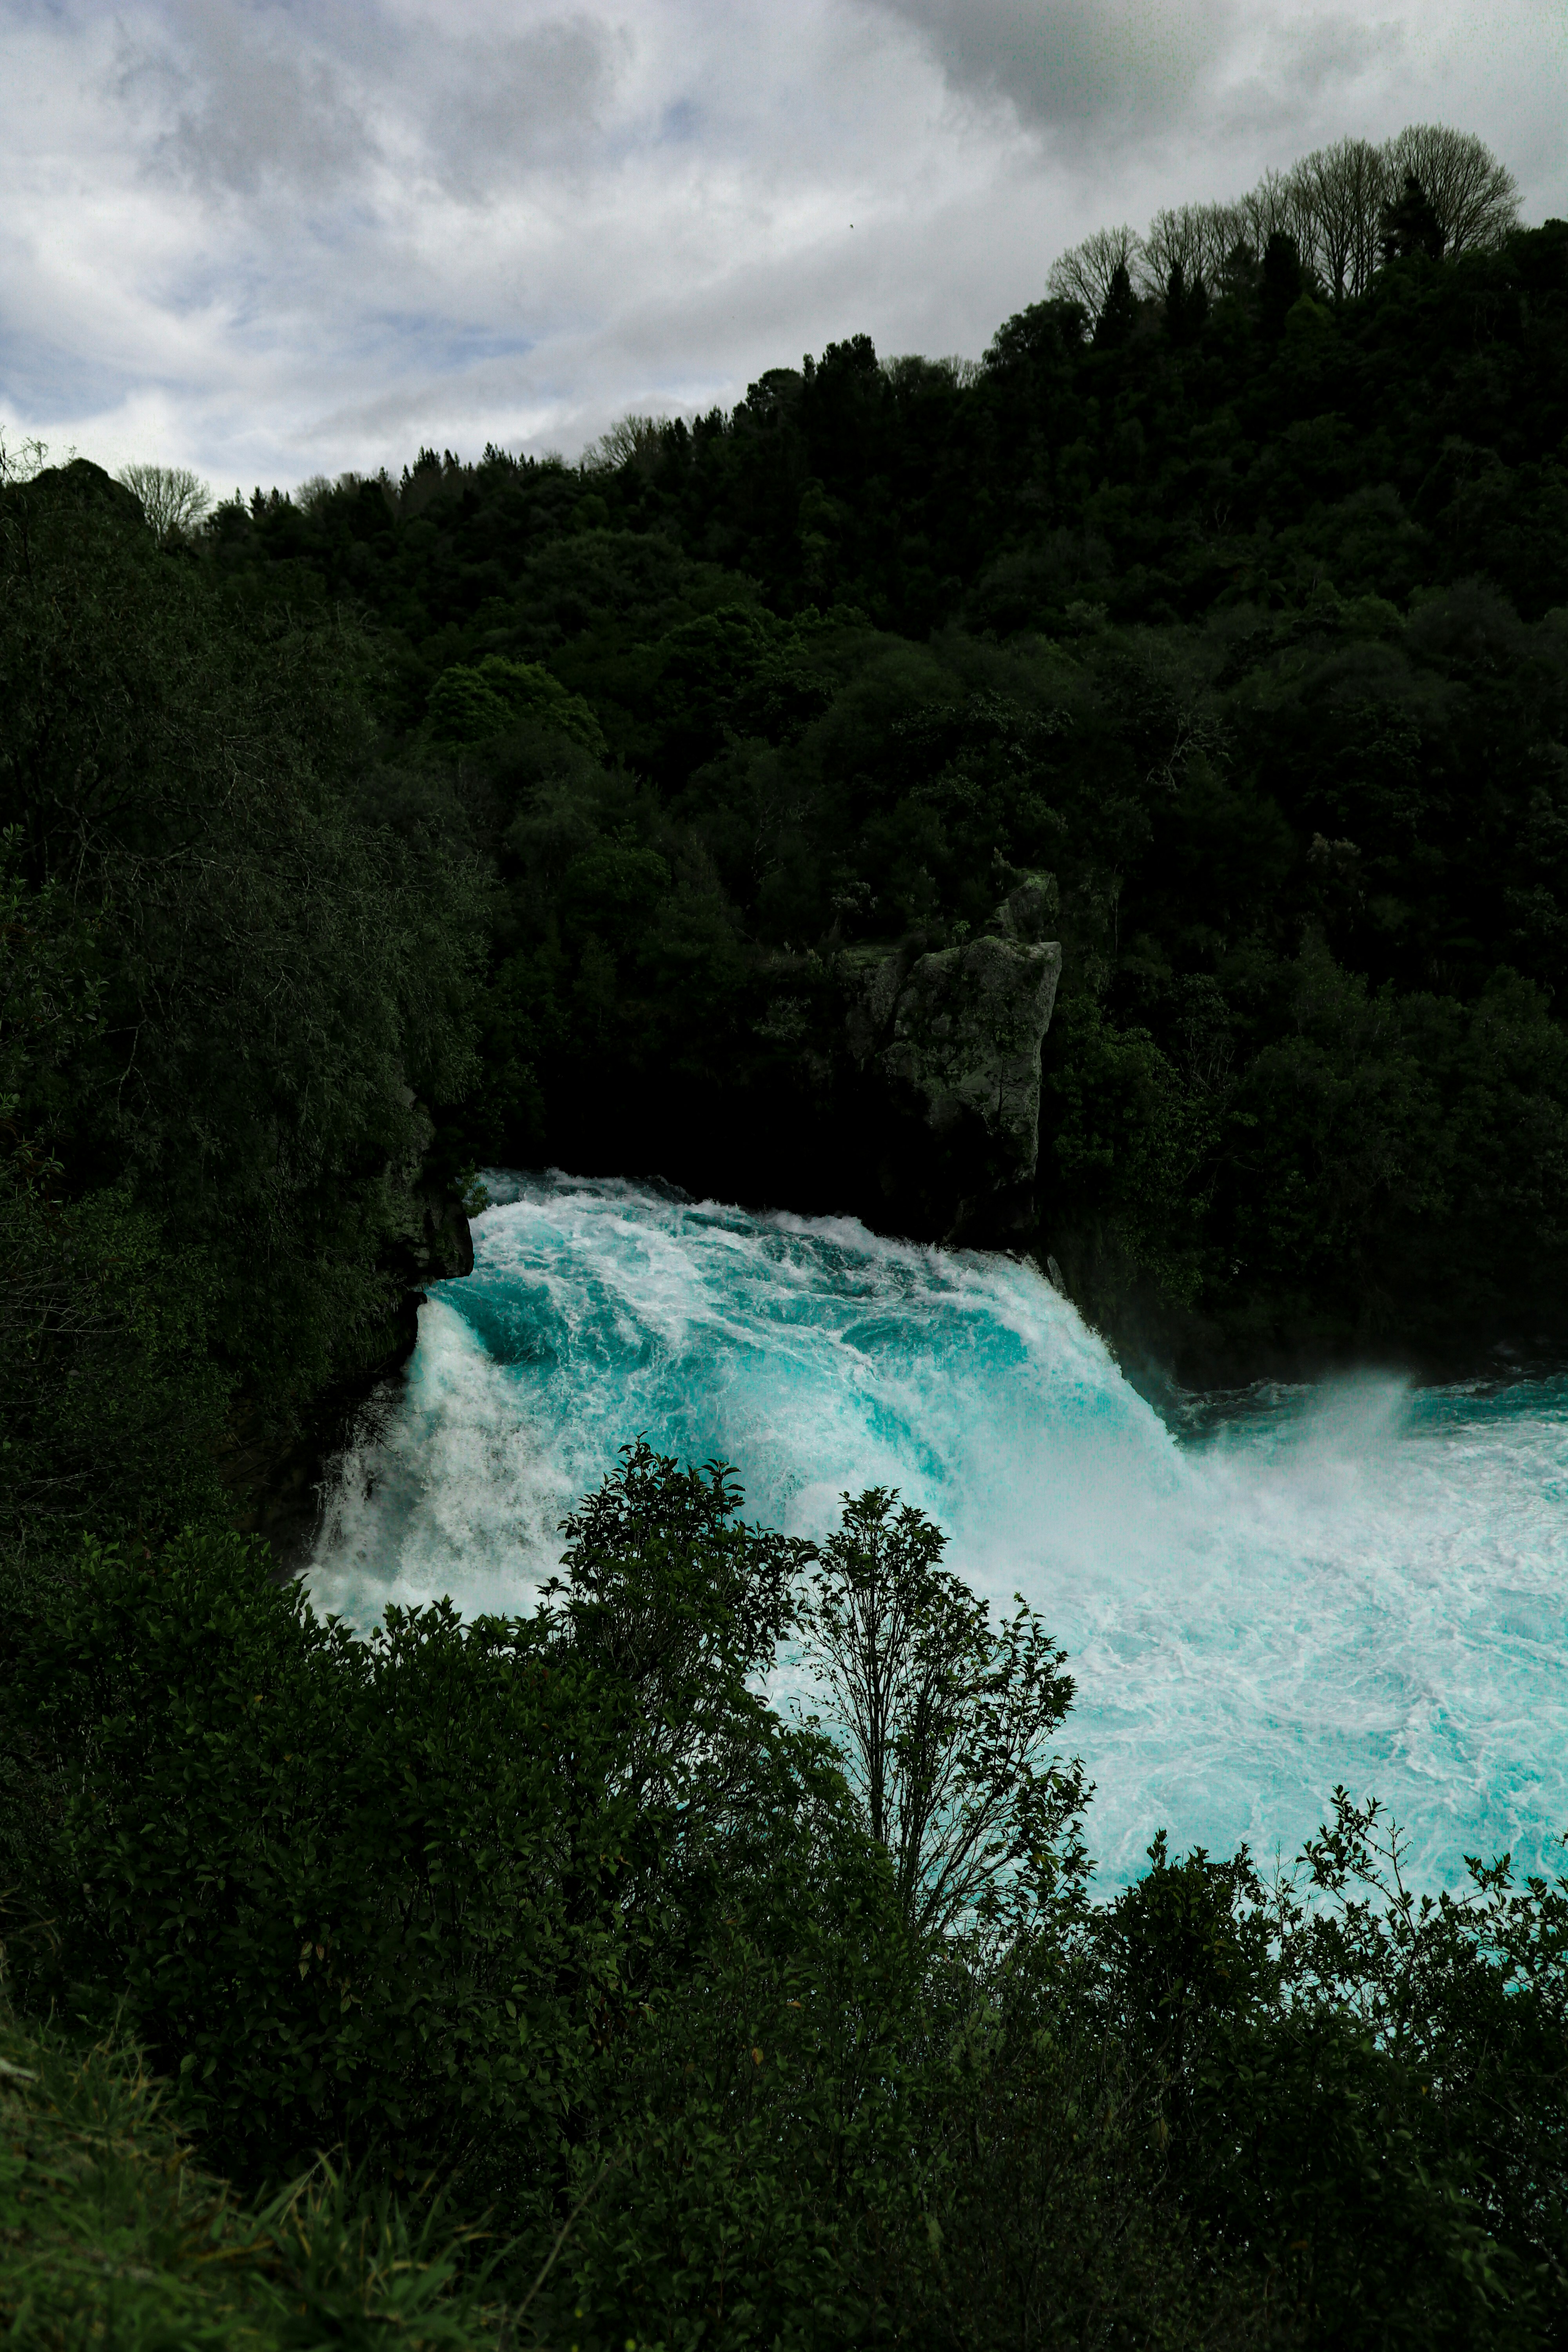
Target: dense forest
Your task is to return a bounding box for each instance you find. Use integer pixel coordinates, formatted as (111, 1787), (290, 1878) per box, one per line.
(199, 138), (1568, 1380)
(2, 128), (1567, 2348)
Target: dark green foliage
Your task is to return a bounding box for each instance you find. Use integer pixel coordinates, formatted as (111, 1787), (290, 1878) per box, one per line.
(0, 2000), (505, 2348)
(1098, 1808), (1568, 2346)
(6, 1461), (1564, 2348)
(0, 1175), (228, 1550)
(0, 456), (486, 1550)
(186, 210), (1568, 1370)
(1260, 232), (1305, 335)
(1382, 172), (1448, 264)
(0, 837), (229, 1546)
(1165, 261), (1209, 349)
(550, 1837), (918, 2350)
(7, 1530), (608, 2200)
(426, 653), (606, 755)
(0, 1454), (907, 2205)
(1095, 261), (1139, 351)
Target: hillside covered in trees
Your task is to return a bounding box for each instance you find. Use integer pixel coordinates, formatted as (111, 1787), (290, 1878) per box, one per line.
(179, 122), (1568, 1380)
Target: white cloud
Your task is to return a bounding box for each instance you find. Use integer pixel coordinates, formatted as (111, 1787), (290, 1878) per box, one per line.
(1, 0), (1564, 492)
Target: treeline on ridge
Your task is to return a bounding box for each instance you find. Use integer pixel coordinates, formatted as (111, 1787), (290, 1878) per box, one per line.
(1048, 122), (1520, 314)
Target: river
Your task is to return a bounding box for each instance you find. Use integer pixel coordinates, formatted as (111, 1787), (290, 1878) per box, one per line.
(305, 1170), (1568, 1889)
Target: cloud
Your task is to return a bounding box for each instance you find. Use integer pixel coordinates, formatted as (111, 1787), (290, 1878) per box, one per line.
(418, 20), (626, 198)
(123, 0), (378, 198)
(872, 0), (1564, 201)
(1, 0), (1565, 492)
(871, 0), (1241, 145)
(118, 0), (624, 209)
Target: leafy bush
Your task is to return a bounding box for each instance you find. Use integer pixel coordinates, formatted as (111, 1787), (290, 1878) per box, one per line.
(8, 1528), (621, 2205)
(7, 1454), (1565, 2349)
(427, 655), (607, 755)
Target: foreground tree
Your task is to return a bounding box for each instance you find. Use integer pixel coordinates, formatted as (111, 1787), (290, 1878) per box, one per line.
(1381, 169), (1447, 264)
(799, 1488), (1085, 1946)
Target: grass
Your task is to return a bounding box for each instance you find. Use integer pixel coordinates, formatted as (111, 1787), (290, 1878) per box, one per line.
(0, 1993), (513, 2349)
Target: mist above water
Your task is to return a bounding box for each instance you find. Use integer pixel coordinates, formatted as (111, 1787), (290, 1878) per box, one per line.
(307, 1172), (1568, 1887)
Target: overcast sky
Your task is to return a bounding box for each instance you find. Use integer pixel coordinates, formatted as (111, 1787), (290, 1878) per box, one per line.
(3, 0), (1565, 495)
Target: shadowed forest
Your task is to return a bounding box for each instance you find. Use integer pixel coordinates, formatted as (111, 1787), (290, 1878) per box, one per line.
(2, 127), (1567, 2349)
(208, 128), (1568, 1380)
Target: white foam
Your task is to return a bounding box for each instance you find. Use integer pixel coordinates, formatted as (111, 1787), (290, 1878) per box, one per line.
(306, 1172), (1568, 1887)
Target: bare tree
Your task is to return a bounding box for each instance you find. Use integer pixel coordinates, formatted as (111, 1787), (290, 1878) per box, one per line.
(116, 463), (212, 542)
(799, 1489), (1085, 1946)
(1278, 158), (1328, 292)
(0, 433), (55, 487)
(1047, 120), (1518, 322)
(583, 414), (670, 475)
(296, 471), (370, 512)
(1139, 205), (1210, 297)
(1291, 138), (1388, 301)
(1386, 124), (1520, 255)
(1139, 201), (1249, 297)
(883, 353), (982, 393)
(1236, 167), (1305, 262)
(1138, 206), (1201, 298)
(1047, 223), (1144, 315)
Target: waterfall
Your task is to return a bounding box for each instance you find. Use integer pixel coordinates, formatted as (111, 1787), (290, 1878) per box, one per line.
(309, 1171), (1568, 1886)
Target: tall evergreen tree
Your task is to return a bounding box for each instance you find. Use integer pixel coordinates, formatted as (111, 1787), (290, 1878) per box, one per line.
(1094, 260), (1138, 348)
(1380, 169), (1446, 262)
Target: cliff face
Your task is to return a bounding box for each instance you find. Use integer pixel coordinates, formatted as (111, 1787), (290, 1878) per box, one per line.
(840, 876), (1062, 1244)
(226, 1107), (473, 1567)
(384, 1102), (477, 1294)
(232, 889), (1059, 1554)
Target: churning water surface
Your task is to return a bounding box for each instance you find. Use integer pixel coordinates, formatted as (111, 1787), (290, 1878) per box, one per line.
(307, 1172), (1568, 1889)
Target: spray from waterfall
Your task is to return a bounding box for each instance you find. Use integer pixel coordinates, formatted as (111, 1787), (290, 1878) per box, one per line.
(309, 1171), (1568, 1886)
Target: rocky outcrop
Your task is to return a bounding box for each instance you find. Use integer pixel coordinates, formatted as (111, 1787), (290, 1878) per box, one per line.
(385, 1183), (475, 1292)
(383, 1095), (476, 1290)
(225, 1104), (474, 1570)
(880, 935), (1061, 1174)
(839, 875), (1062, 1243)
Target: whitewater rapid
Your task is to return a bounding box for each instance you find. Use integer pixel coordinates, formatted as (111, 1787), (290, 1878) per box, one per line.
(307, 1172), (1568, 1888)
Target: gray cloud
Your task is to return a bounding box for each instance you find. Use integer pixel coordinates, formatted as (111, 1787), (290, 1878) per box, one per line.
(419, 20), (625, 197)
(126, 1), (378, 197)
(872, 0), (1425, 172)
(120, 1), (621, 207)
(1, 0), (1564, 494)
(870, 0), (1242, 141)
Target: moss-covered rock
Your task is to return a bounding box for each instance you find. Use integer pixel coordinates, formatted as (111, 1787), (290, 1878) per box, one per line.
(841, 878), (1062, 1241)
(882, 935), (1062, 1179)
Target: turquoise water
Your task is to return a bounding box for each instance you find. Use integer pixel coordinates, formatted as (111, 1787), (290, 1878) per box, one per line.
(307, 1171), (1568, 1889)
